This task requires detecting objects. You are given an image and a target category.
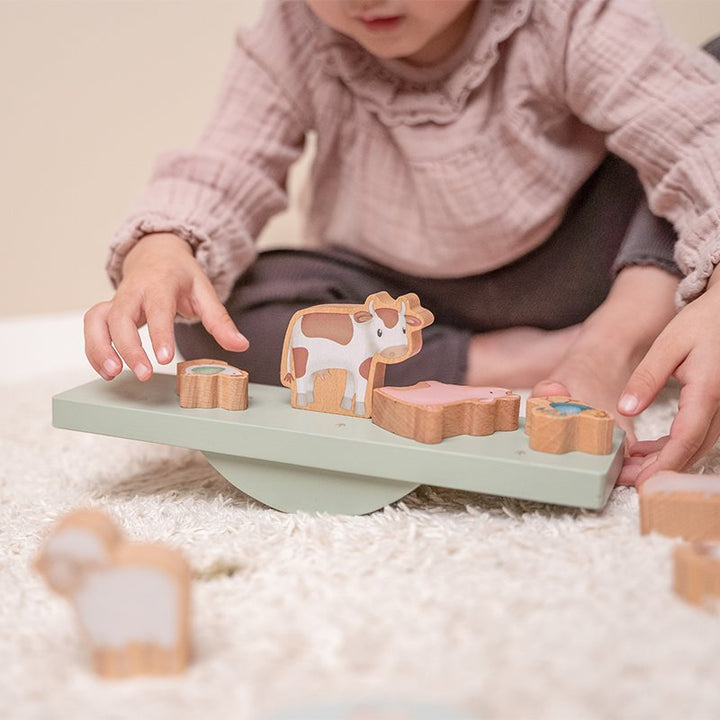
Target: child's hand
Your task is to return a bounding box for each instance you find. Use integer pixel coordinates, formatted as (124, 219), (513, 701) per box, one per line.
(618, 271), (720, 485)
(84, 233), (249, 381)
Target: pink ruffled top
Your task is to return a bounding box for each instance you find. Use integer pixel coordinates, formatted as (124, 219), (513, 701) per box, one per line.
(107, 0), (720, 306)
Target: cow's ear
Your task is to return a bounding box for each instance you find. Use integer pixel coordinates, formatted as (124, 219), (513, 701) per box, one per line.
(353, 311), (373, 323)
(405, 315), (423, 326)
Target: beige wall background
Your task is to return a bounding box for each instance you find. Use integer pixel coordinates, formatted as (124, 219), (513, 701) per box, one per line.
(1, 0), (719, 318)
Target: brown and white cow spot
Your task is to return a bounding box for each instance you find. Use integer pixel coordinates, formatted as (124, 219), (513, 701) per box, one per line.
(300, 313), (354, 345)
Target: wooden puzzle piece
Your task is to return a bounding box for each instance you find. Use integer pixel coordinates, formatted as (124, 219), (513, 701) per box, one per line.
(177, 358), (248, 410)
(280, 291), (434, 418)
(673, 542), (720, 611)
(639, 471), (720, 541)
(524, 396), (613, 455)
(34, 508), (191, 677)
(371, 381), (520, 444)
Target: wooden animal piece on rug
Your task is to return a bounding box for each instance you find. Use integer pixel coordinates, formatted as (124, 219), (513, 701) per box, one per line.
(524, 396), (614, 455)
(371, 381), (520, 444)
(34, 508), (191, 678)
(673, 542), (720, 611)
(177, 358), (249, 410)
(639, 471), (720, 541)
(280, 291), (434, 418)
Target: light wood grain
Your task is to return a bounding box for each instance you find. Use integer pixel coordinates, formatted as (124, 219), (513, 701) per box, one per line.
(525, 396), (614, 455)
(177, 359), (249, 411)
(372, 381), (520, 443)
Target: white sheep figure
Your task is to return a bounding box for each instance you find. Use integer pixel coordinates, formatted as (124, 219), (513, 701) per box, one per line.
(35, 508), (191, 677)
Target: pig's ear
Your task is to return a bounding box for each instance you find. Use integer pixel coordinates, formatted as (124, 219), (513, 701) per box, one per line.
(353, 311), (373, 323)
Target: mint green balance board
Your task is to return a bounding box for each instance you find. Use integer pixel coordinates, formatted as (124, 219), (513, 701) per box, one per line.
(52, 373), (624, 515)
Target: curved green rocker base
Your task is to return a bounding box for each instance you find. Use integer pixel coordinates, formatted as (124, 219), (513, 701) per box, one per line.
(52, 373), (623, 515)
(204, 452), (418, 515)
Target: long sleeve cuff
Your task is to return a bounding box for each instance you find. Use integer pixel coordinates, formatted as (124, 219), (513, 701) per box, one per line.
(106, 211), (257, 305)
(675, 209), (720, 305)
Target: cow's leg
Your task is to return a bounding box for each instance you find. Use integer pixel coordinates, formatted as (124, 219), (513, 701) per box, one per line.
(295, 374), (309, 406)
(305, 373), (315, 405)
(353, 374), (368, 415)
(290, 346), (311, 406)
(340, 372), (355, 411)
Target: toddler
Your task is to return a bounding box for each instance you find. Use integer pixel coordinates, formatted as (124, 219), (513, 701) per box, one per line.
(84, 0), (720, 485)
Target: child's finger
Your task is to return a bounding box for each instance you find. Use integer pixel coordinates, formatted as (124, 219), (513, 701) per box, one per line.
(617, 455), (648, 486)
(84, 301), (123, 380)
(106, 306), (154, 381)
(193, 282), (249, 352)
(144, 293), (178, 365)
(679, 408), (720, 470)
(627, 436), (669, 457)
(618, 335), (684, 417)
(635, 388), (718, 482)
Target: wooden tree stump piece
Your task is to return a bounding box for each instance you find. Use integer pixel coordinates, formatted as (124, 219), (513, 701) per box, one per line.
(525, 396), (613, 455)
(639, 471), (720, 540)
(371, 381), (520, 443)
(177, 359), (248, 411)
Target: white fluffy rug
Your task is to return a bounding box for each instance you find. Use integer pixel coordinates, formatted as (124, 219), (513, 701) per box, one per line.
(3, 365), (720, 720)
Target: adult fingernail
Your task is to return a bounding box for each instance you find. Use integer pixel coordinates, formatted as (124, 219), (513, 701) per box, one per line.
(157, 346), (172, 363)
(618, 394), (639, 414)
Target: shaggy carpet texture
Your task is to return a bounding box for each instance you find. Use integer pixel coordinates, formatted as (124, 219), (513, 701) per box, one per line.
(2, 370), (720, 720)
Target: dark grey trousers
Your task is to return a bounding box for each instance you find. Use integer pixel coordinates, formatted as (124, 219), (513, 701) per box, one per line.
(177, 39), (720, 387)
(176, 153), (677, 386)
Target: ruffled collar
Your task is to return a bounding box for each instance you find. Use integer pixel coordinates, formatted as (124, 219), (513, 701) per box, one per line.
(313, 0), (533, 126)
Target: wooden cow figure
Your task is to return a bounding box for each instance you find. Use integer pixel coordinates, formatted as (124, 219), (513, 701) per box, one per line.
(281, 291), (434, 417)
(35, 508), (191, 678)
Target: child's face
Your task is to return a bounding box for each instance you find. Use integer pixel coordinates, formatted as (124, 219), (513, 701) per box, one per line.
(306, 0), (477, 66)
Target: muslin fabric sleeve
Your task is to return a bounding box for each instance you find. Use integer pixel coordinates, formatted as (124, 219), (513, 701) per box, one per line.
(106, 12), (310, 303)
(554, 0), (720, 304)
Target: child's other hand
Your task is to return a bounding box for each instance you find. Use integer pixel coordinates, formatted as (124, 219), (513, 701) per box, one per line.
(617, 273), (720, 486)
(84, 233), (249, 382)
(532, 266), (679, 462)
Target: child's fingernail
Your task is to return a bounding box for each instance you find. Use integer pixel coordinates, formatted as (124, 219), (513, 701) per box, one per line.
(103, 359), (120, 375)
(618, 394), (639, 414)
(157, 346), (171, 363)
(134, 363), (151, 379)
